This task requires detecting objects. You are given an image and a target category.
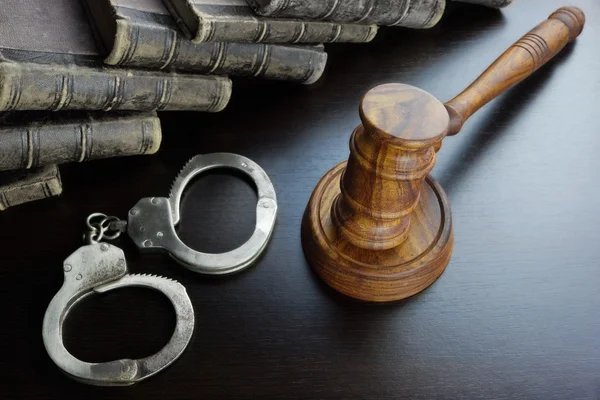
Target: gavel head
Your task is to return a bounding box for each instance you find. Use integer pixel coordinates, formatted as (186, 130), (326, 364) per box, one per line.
(300, 5), (586, 302)
(301, 83), (454, 302)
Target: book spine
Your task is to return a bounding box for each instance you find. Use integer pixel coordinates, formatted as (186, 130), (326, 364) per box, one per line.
(0, 114), (162, 171)
(246, 0), (370, 21)
(202, 16), (378, 44)
(164, 0), (377, 44)
(246, 0), (445, 28)
(453, 0), (513, 8)
(0, 60), (231, 112)
(107, 19), (327, 84)
(256, 44), (328, 84)
(0, 165), (62, 211)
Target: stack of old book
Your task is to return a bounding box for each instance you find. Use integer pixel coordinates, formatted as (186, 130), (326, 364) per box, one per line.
(0, 0), (512, 210)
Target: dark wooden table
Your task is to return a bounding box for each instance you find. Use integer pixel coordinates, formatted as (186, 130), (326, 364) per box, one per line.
(2, 1), (599, 398)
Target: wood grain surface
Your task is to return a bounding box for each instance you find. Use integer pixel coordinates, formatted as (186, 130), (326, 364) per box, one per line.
(302, 7), (584, 302)
(445, 6), (585, 135)
(1, 0), (599, 398)
(302, 84), (454, 301)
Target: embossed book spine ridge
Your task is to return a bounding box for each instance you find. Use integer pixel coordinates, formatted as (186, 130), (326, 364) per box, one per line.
(0, 165), (63, 210)
(0, 61), (232, 112)
(162, 0), (378, 44)
(0, 113), (162, 171)
(84, 0), (327, 84)
(245, 0), (446, 28)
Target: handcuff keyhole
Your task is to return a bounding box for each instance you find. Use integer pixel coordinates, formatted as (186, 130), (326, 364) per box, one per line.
(63, 288), (175, 363)
(177, 169), (258, 254)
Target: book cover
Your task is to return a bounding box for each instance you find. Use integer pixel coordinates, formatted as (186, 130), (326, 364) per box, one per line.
(0, 0), (231, 112)
(0, 165), (63, 211)
(0, 112), (162, 172)
(84, 0), (328, 84)
(163, 0), (378, 44)
(454, 0), (513, 7)
(246, 0), (446, 28)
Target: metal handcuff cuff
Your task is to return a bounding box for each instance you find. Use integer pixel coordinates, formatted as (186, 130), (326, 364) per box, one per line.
(42, 153), (278, 386)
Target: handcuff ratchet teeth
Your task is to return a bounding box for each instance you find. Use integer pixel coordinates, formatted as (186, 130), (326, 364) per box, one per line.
(42, 153), (277, 386)
(42, 243), (194, 386)
(127, 153), (278, 275)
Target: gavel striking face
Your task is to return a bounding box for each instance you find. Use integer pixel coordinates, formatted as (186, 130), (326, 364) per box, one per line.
(301, 7), (585, 302)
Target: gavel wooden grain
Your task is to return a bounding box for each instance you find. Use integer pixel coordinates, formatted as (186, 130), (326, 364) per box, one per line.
(301, 7), (585, 302)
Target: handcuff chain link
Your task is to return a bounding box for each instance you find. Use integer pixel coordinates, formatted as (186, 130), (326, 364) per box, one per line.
(84, 213), (128, 245)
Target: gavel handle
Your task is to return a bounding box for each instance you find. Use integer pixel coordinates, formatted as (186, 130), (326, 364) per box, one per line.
(444, 6), (585, 136)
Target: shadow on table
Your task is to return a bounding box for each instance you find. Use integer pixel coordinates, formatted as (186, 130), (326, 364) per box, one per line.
(438, 43), (576, 196)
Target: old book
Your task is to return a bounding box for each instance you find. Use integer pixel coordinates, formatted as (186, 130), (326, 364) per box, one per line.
(84, 0), (328, 84)
(0, 165), (63, 211)
(246, 0), (445, 28)
(454, 0), (513, 7)
(0, 0), (231, 112)
(163, 0), (379, 44)
(0, 112), (161, 172)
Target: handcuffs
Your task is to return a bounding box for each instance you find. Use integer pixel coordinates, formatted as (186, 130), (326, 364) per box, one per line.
(42, 153), (278, 386)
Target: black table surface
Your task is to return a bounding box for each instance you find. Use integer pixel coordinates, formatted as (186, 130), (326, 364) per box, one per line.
(2, 1), (599, 398)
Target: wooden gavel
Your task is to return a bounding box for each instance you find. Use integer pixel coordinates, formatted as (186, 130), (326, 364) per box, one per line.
(301, 7), (585, 302)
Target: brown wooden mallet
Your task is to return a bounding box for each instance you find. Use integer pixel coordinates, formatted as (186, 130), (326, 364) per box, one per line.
(301, 7), (585, 302)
